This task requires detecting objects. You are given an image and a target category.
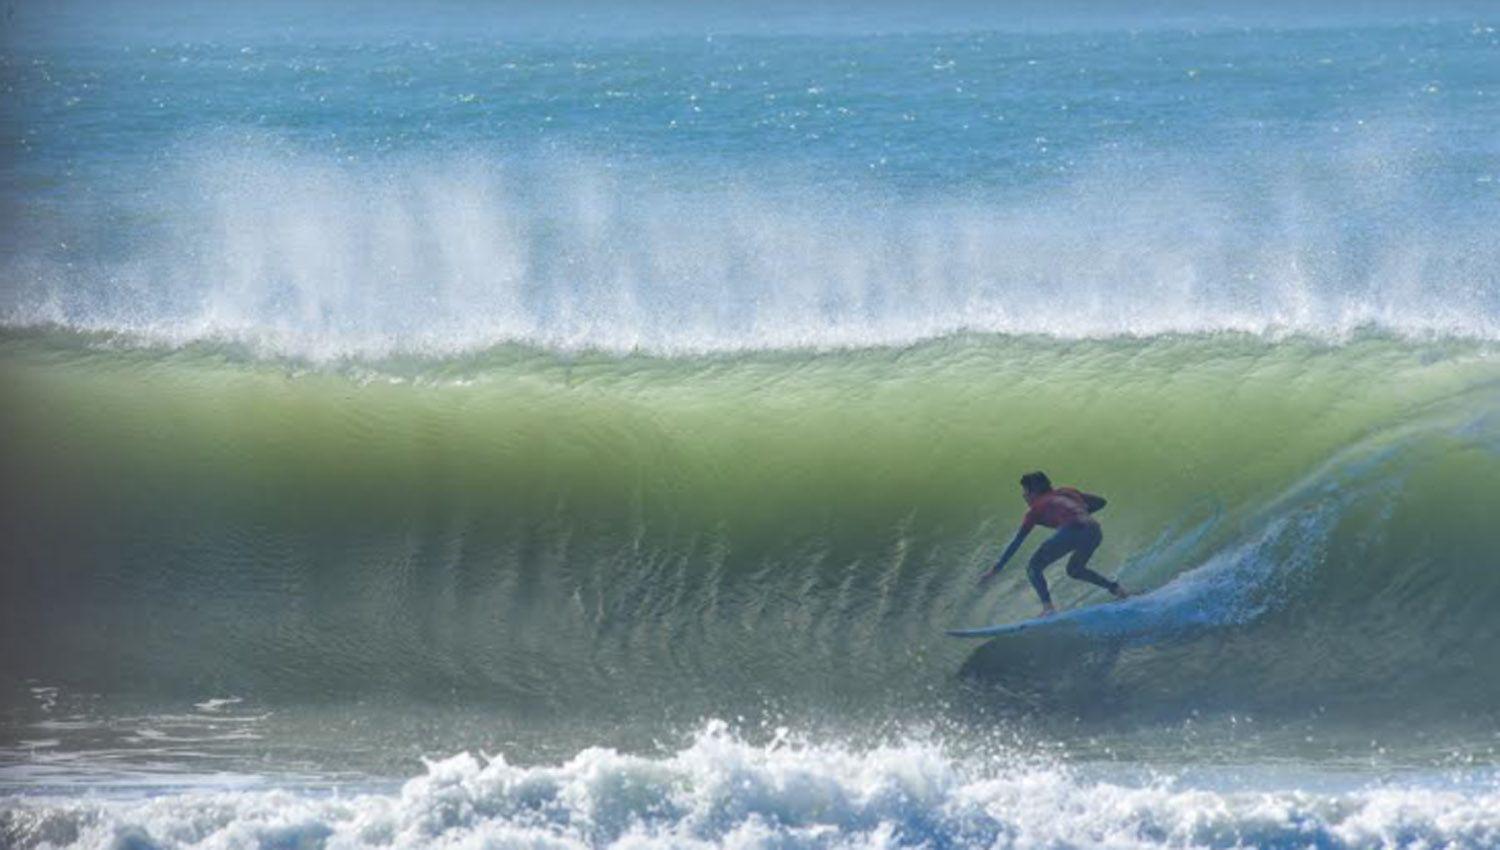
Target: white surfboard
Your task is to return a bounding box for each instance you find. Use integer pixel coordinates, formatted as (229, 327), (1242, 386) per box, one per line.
(947, 595), (1136, 638)
(946, 617), (1056, 638)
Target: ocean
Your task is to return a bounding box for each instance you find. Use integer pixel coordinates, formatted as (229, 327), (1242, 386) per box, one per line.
(3, 2), (1500, 847)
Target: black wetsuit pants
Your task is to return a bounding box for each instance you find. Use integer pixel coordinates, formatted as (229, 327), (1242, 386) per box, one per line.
(1027, 522), (1118, 605)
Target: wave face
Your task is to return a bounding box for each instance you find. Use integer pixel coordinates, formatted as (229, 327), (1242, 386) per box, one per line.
(7, 725), (1500, 850)
(3, 332), (1498, 738)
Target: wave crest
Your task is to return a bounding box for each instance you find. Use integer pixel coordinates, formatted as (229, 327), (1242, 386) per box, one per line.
(6, 143), (1498, 359)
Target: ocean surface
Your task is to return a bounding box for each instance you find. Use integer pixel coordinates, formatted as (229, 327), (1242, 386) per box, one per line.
(4, 2), (1500, 847)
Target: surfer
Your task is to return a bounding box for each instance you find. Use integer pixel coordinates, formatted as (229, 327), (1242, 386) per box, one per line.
(978, 471), (1129, 616)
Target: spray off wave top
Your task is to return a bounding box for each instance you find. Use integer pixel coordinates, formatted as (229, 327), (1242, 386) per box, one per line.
(5, 141), (1499, 361)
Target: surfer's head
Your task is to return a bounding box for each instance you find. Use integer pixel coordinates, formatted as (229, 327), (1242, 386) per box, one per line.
(1020, 471), (1052, 504)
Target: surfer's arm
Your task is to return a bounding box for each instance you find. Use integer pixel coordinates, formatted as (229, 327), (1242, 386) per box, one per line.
(980, 522), (1033, 582)
(1082, 492), (1107, 513)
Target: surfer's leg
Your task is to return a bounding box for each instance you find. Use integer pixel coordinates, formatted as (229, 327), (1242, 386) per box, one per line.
(1026, 534), (1072, 606)
(1025, 558), (1052, 605)
(1063, 524), (1124, 596)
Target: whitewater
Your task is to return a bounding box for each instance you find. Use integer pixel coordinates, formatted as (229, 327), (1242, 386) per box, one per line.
(3, 2), (1500, 848)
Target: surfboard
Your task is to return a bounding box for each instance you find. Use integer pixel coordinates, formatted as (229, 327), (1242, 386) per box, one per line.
(946, 618), (1055, 638)
(948, 595), (1135, 638)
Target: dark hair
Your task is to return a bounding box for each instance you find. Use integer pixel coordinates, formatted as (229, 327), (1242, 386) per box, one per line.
(1020, 471), (1052, 494)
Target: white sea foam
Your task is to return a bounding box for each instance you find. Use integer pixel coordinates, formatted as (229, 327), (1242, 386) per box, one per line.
(193, 698), (244, 714)
(4, 724), (1499, 850)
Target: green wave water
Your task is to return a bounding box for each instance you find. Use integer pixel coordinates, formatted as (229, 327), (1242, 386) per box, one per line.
(3, 329), (1497, 740)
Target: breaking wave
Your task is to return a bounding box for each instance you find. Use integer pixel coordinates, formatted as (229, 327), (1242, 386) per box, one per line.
(6, 724), (1500, 850)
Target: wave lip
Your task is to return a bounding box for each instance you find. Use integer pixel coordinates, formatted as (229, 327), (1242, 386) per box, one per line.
(5, 725), (1500, 850)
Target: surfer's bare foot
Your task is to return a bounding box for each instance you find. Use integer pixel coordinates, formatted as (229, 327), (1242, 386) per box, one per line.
(1040, 603), (1058, 617)
(1110, 584), (1131, 600)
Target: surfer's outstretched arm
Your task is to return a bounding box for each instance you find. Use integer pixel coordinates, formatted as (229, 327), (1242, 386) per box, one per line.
(979, 524), (1031, 583)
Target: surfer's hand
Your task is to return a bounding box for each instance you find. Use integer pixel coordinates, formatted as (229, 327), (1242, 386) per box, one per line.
(977, 568), (996, 585)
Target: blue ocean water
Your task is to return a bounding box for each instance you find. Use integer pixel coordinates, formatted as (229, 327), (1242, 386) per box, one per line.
(3, 2), (1500, 848)
(4, 0), (1499, 354)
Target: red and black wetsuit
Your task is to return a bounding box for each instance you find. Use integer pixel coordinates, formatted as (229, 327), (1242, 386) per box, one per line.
(994, 486), (1120, 605)
(1019, 486), (1096, 534)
